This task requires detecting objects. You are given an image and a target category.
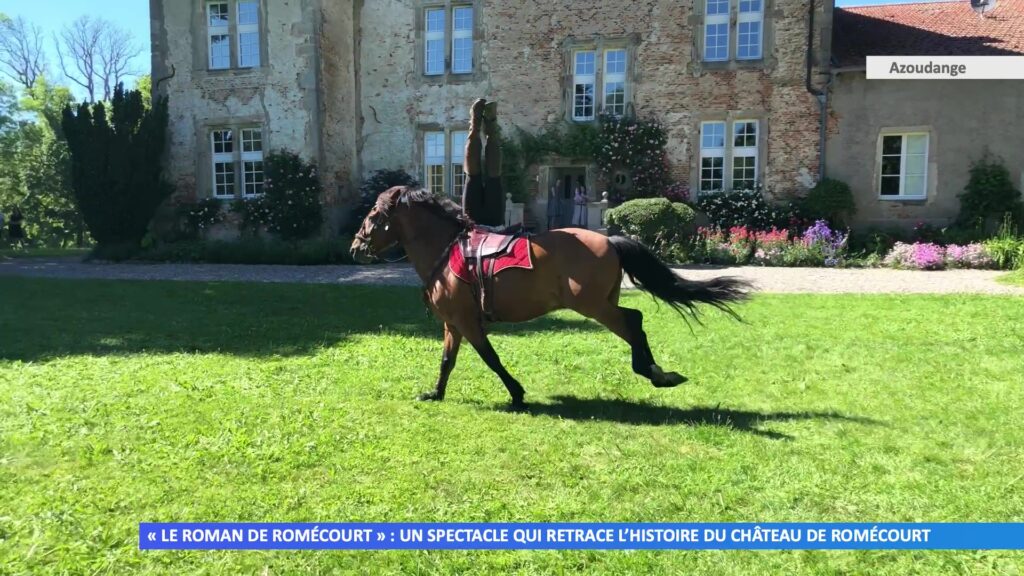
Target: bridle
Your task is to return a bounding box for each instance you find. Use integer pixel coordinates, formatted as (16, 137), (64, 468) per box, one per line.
(355, 210), (406, 263)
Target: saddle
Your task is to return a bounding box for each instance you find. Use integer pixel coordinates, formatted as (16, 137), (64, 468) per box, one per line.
(459, 225), (529, 322)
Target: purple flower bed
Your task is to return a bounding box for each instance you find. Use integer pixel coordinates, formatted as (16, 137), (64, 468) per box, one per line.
(802, 220), (849, 267)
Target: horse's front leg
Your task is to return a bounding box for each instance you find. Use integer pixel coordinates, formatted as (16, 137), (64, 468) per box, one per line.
(459, 322), (527, 411)
(418, 322), (462, 402)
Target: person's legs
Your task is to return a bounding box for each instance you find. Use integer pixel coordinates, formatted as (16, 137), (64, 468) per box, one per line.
(480, 102), (505, 227)
(461, 99), (486, 222)
(462, 175), (485, 220)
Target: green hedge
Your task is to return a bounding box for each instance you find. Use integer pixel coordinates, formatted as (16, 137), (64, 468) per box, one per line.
(137, 238), (356, 266)
(604, 197), (695, 262)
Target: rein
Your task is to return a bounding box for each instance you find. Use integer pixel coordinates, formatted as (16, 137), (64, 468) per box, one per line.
(379, 250), (408, 264)
(426, 229), (469, 285)
(366, 186), (473, 297)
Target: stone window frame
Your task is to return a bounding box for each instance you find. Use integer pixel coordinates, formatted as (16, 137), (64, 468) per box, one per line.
(698, 120), (726, 192)
(415, 1), (485, 86)
(197, 116), (268, 200)
(690, 0), (776, 72)
(416, 123), (471, 200)
(731, 119), (760, 190)
(192, 0), (270, 76)
(875, 126), (934, 202)
(736, 0), (765, 60)
(690, 112), (769, 194)
(562, 35), (640, 124)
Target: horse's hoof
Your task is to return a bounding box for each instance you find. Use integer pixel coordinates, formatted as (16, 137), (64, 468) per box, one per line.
(508, 398), (528, 412)
(651, 365), (688, 388)
(417, 391), (444, 402)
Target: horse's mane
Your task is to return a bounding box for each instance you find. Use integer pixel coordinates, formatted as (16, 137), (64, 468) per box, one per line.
(377, 186), (474, 231)
(375, 186), (473, 288)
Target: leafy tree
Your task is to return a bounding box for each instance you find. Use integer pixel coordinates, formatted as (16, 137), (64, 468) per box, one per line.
(21, 76), (74, 137)
(14, 127), (84, 246)
(0, 77), (86, 247)
(55, 16), (141, 103)
(62, 84), (171, 249)
(135, 74), (151, 109)
(0, 78), (16, 133)
(0, 13), (47, 89)
(0, 80), (25, 220)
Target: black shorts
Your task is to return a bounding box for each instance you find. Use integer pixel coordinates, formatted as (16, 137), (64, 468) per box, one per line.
(461, 175), (504, 227)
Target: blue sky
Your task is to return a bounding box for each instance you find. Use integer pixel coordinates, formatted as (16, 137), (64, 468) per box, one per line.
(0, 0), (150, 98)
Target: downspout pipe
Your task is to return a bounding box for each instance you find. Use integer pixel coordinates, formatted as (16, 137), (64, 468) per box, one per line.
(805, 0), (827, 182)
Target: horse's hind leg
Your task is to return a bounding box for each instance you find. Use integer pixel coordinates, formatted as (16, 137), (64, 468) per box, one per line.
(419, 322), (462, 402)
(459, 321), (527, 410)
(586, 303), (687, 388)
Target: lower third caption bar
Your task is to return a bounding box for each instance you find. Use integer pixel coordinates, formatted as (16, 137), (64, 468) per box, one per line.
(138, 522), (1024, 551)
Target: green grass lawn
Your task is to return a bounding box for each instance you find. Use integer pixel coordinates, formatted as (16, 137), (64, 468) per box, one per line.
(999, 269), (1024, 287)
(1, 277), (1023, 575)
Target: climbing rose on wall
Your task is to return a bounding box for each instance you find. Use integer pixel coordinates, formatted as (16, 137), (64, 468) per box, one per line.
(594, 114), (670, 200)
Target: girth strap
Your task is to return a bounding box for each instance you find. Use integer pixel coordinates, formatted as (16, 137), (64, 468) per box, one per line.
(460, 228), (524, 322)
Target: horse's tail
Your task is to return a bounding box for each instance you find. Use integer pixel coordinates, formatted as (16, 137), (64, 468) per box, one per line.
(608, 235), (752, 321)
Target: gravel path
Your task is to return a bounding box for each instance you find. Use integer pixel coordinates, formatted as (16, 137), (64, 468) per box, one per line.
(1, 257), (1021, 295)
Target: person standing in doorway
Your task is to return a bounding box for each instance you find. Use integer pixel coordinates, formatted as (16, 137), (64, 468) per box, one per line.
(572, 176), (589, 228)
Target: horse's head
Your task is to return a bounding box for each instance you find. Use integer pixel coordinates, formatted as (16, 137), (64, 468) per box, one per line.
(349, 186), (406, 263)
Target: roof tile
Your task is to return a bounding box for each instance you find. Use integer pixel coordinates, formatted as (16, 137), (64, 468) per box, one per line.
(834, 0), (1024, 66)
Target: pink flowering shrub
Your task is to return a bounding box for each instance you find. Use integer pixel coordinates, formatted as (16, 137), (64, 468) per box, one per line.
(594, 115), (670, 199)
(751, 228), (790, 266)
(884, 242), (994, 270)
(263, 151), (324, 241)
(883, 242), (945, 270)
(945, 244), (994, 269)
(695, 226), (758, 264)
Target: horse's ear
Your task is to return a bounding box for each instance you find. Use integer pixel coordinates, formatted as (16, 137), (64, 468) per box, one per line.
(376, 186), (404, 213)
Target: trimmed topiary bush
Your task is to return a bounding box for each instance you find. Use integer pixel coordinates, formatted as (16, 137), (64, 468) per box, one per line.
(957, 153), (1023, 232)
(801, 178), (855, 227)
(605, 197), (695, 262)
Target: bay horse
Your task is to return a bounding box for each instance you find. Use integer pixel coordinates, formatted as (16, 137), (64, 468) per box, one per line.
(350, 186), (750, 410)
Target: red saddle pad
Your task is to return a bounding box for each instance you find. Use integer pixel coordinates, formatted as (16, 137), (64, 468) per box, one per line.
(449, 237), (534, 284)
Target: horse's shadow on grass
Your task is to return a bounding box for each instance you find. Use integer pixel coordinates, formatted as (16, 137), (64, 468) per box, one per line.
(0, 280), (605, 361)
(506, 395), (879, 440)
